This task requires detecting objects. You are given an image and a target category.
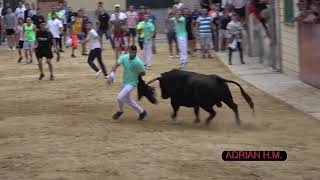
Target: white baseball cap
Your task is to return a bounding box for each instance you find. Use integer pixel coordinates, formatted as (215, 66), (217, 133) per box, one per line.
(114, 4), (120, 8)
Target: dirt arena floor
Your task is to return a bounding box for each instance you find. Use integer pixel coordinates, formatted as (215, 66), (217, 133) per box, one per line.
(0, 44), (320, 180)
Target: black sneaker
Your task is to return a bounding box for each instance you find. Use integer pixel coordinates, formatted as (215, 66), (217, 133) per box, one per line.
(39, 74), (45, 80)
(82, 53), (89, 56)
(138, 110), (147, 121)
(50, 75), (54, 81)
(71, 54), (76, 58)
(112, 111), (123, 120)
(59, 49), (64, 53)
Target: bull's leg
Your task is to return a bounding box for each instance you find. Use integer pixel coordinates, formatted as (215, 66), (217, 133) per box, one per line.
(194, 107), (200, 124)
(223, 99), (240, 125)
(201, 106), (216, 125)
(170, 101), (180, 120)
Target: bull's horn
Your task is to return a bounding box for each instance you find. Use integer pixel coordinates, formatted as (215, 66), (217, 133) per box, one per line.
(147, 75), (162, 84)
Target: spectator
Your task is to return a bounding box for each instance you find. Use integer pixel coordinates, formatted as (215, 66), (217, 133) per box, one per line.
(15, 1), (26, 20)
(110, 4), (128, 55)
(227, 13), (244, 65)
(196, 8), (214, 59)
(146, 7), (157, 54)
(57, 3), (67, 51)
(111, 12), (127, 61)
(22, 17), (36, 64)
(184, 7), (196, 56)
(1, 2), (10, 17)
(166, 8), (179, 58)
(231, 0), (247, 22)
(137, 6), (146, 50)
(172, 9), (188, 68)
(199, 0), (213, 10)
(71, 9), (89, 57)
(24, 3), (31, 21)
(95, 1), (105, 19)
(4, 7), (16, 51)
(137, 14), (155, 69)
(126, 5), (138, 46)
(174, 0), (184, 10)
(97, 6), (113, 48)
(31, 8), (45, 29)
(29, 3), (37, 17)
(219, 7), (231, 51)
(48, 12), (63, 61)
(15, 17), (24, 63)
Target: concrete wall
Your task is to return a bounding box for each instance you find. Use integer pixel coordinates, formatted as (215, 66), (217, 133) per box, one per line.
(279, 0), (300, 77)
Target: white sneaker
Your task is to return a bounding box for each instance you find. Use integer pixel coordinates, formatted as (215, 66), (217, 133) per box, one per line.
(12, 47), (16, 51)
(169, 55), (174, 58)
(96, 70), (102, 78)
(176, 55), (180, 58)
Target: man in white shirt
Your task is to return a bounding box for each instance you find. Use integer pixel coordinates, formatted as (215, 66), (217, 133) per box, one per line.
(126, 5), (138, 46)
(82, 21), (108, 79)
(15, 1), (26, 20)
(110, 4), (127, 21)
(48, 12), (63, 61)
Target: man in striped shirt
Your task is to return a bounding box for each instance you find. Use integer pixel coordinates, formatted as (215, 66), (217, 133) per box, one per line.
(196, 8), (214, 59)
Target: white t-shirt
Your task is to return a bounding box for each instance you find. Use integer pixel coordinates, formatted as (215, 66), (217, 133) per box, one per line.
(110, 12), (127, 21)
(87, 29), (101, 50)
(15, 7), (26, 19)
(17, 25), (24, 41)
(126, 11), (138, 29)
(48, 19), (63, 38)
(227, 20), (242, 42)
(231, 0), (247, 9)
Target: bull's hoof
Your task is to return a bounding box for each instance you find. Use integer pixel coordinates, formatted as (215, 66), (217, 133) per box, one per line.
(194, 119), (200, 124)
(171, 114), (177, 120)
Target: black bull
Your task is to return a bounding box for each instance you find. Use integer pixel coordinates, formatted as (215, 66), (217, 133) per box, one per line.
(148, 69), (254, 125)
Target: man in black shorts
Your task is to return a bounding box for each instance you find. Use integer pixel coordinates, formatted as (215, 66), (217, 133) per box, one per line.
(35, 22), (55, 81)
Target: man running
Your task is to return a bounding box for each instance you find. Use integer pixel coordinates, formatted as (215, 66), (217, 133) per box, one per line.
(35, 22), (55, 80)
(107, 45), (147, 120)
(22, 17), (36, 64)
(48, 12), (62, 62)
(81, 21), (108, 78)
(15, 17), (24, 63)
(110, 12), (127, 61)
(4, 7), (16, 51)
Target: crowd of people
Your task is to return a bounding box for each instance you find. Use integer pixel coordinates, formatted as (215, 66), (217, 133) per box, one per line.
(0, 0), (271, 120)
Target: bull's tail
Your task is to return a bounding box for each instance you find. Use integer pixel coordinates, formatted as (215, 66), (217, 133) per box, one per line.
(222, 79), (254, 113)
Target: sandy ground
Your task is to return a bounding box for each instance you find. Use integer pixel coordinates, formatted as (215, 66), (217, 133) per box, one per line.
(0, 44), (320, 180)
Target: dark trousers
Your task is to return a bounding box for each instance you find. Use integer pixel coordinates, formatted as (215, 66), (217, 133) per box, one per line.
(228, 42), (244, 65)
(88, 48), (107, 76)
(54, 38), (62, 50)
(138, 37), (144, 50)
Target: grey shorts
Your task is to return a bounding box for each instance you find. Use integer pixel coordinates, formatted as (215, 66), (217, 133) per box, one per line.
(199, 33), (212, 47)
(23, 41), (35, 50)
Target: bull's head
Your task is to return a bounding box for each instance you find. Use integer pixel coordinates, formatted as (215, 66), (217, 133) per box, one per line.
(148, 74), (174, 99)
(148, 70), (181, 99)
